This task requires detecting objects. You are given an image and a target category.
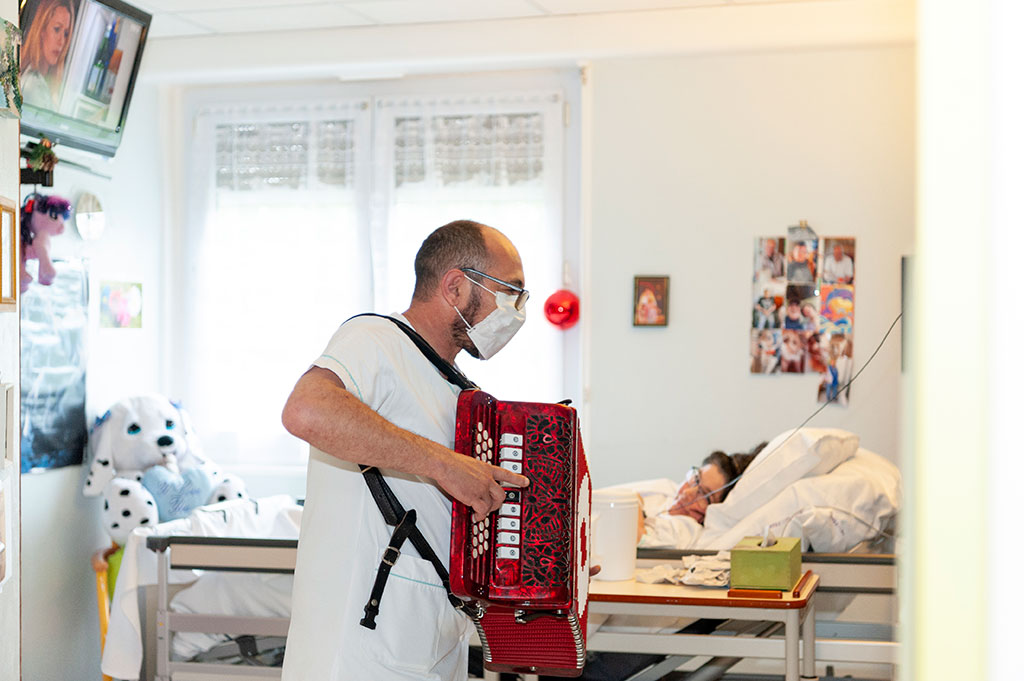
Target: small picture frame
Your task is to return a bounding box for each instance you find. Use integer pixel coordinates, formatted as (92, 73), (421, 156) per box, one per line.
(0, 198), (16, 308)
(633, 275), (669, 327)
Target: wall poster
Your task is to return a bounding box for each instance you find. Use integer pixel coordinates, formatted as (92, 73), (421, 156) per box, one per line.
(750, 222), (856, 406)
(20, 259), (88, 471)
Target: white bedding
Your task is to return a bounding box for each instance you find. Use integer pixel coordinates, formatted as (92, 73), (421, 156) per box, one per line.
(633, 448), (901, 552)
(101, 495), (302, 681)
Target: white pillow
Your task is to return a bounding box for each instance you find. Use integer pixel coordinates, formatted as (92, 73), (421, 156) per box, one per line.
(703, 427), (859, 532)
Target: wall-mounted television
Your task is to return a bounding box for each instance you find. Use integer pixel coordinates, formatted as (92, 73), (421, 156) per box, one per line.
(19, 0), (152, 157)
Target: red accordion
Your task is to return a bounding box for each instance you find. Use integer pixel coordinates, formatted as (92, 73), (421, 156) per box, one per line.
(450, 389), (591, 677)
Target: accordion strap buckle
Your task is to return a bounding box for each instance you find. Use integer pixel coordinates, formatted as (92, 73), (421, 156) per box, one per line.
(382, 546), (401, 567)
(451, 595), (484, 621)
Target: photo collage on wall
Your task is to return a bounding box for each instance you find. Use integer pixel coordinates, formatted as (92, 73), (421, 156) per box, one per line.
(750, 222), (856, 406)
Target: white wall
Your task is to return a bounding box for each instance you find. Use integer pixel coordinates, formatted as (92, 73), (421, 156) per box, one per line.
(20, 79), (165, 681)
(585, 46), (915, 487)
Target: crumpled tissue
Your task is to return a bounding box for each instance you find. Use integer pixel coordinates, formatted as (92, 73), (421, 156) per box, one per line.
(635, 551), (731, 587)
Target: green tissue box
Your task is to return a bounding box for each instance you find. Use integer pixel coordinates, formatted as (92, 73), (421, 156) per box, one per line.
(730, 536), (802, 591)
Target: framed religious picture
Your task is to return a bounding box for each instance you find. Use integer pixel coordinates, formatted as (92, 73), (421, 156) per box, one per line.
(0, 198), (16, 308)
(633, 275), (669, 327)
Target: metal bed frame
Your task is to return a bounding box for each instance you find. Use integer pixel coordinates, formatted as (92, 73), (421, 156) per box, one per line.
(139, 539), (897, 681)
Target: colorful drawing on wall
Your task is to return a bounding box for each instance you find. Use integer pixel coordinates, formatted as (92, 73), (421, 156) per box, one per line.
(100, 280), (142, 328)
(750, 224), (856, 405)
(633, 275), (669, 326)
(820, 284), (854, 334)
(20, 259), (88, 471)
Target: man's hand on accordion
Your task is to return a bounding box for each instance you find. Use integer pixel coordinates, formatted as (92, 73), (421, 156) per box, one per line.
(437, 451), (529, 522)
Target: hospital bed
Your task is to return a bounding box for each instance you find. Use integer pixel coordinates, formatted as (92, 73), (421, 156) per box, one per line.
(124, 537), (895, 681)
(104, 429), (900, 680)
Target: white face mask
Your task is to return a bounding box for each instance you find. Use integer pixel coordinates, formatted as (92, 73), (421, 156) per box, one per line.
(454, 287), (526, 360)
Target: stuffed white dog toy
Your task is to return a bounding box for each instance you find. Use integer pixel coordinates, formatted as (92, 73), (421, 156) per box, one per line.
(84, 394), (248, 546)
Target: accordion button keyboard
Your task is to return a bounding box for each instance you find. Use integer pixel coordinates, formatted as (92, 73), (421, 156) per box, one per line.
(499, 502), (521, 517)
(497, 517), (519, 531)
(500, 433), (523, 447)
(496, 546), (520, 560)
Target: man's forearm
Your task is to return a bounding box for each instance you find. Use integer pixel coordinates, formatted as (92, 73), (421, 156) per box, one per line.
(282, 367), (451, 480)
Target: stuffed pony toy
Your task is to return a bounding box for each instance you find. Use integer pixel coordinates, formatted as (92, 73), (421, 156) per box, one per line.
(20, 193), (72, 293)
(84, 394), (248, 546)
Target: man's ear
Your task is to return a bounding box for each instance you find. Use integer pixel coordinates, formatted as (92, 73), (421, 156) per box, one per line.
(439, 268), (468, 307)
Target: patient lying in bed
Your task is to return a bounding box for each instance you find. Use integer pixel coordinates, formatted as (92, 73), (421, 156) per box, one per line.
(639, 445), (762, 527)
(624, 428), (901, 553)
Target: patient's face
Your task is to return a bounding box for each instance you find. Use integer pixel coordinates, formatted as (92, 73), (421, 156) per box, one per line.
(668, 463), (728, 524)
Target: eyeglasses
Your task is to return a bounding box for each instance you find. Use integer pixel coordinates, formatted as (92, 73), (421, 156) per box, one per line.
(687, 466), (718, 504)
(460, 267), (530, 311)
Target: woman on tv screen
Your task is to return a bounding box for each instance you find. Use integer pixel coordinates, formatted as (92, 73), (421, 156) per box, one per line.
(21, 0), (79, 109)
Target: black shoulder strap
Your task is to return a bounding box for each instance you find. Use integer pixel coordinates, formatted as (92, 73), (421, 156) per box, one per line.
(342, 313), (482, 628)
(348, 313), (478, 391)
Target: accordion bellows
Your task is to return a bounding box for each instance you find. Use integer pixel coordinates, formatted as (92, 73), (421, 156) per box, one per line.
(450, 389), (591, 677)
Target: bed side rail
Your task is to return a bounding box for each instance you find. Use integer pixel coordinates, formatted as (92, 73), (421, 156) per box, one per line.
(146, 536), (298, 574)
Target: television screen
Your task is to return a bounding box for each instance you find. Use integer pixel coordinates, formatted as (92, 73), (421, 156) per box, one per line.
(20, 0), (151, 157)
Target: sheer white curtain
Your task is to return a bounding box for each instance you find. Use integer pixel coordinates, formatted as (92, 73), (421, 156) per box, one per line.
(179, 100), (372, 465)
(372, 92), (566, 402)
(176, 87), (568, 466)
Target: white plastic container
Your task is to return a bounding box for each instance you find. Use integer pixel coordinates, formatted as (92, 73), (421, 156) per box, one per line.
(591, 488), (640, 581)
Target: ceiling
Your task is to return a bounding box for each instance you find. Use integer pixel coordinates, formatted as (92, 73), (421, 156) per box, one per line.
(129, 0), (827, 39)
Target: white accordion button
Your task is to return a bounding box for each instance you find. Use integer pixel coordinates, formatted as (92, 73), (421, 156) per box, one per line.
(496, 532), (520, 545)
(500, 461), (522, 474)
(496, 546), (520, 560)
(499, 446), (523, 460)
(499, 433), (523, 446)
(497, 517), (520, 531)
(499, 503), (521, 517)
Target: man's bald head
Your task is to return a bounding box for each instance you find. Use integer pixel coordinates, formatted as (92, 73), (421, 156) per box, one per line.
(412, 220), (494, 302)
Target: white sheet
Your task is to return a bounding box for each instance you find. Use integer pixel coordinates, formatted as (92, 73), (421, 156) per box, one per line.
(630, 448), (901, 552)
(101, 495), (302, 681)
